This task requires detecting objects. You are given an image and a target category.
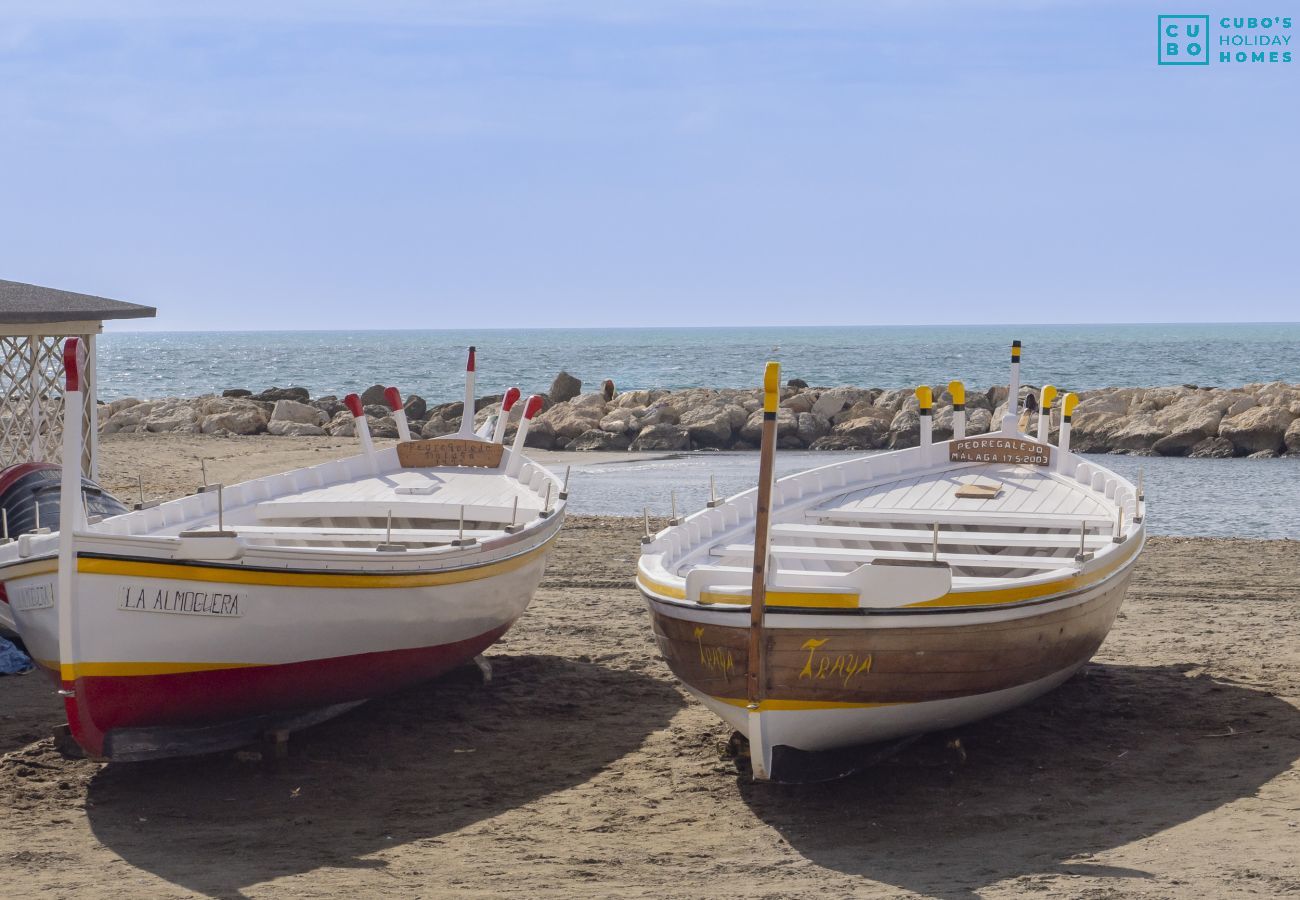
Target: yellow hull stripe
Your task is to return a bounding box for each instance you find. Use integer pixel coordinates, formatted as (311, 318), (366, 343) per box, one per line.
(712, 696), (909, 712)
(0, 539), (554, 589)
(700, 590), (860, 609)
(37, 657), (263, 681)
(641, 537), (1140, 611)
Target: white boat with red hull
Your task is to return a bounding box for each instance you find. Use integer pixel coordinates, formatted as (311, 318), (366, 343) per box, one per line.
(0, 343), (567, 760)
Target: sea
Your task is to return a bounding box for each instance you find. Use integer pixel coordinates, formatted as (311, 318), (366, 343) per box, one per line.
(99, 324), (1300, 540)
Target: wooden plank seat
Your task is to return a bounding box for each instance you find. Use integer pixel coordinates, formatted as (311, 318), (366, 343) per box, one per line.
(805, 507), (1113, 531)
(709, 543), (1078, 571)
(772, 523), (1111, 550)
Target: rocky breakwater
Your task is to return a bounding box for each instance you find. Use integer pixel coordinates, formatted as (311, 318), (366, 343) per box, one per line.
(97, 377), (1300, 458)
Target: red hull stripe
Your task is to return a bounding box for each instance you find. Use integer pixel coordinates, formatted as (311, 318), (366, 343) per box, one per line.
(62, 623), (511, 757)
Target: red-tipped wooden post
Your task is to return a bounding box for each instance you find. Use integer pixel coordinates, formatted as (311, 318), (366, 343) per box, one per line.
(384, 387), (412, 442)
(58, 338), (88, 705)
(492, 387), (522, 444)
(457, 346), (477, 436)
(344, 393), (377, 472)
(505, 394), (544, 478)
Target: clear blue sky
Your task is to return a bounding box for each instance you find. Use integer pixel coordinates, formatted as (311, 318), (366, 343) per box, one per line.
(0, 2), (1294, 331)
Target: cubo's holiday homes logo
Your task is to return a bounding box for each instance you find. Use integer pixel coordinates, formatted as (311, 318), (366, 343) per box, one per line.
(1159, 15), (1294, 65)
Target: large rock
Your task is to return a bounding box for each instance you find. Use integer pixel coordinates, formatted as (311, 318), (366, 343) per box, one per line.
(600, 408), (641, 434)
(267, 421), (326, 436)
(1107, 414), (1167, 453)
(811, 387), (873, 420)
(1285, 418), (1300, 455)
(360, 384), (389, 408)
(549, 372), (582, 404)
(368, 415), (399, 439)
(326, 411), (355, 437)
(887, 408), (920, 449)
(829, 408), (893, 449)
(795, 412), (830, 445)
(568, 429), (631, 451)
(630, 423), (690, 451)
(537, 395), (606, 441)
(143, 403), (199, 434)
(1219, 405), (1295, 455)
(106, 397), (142, 417)
(781, 393), (816, 414)
(1189, 436), (1235, 459)
(100, 399), (164, 434)
(1152, 402), (1225, 456)
(313, 396), (347, 420)
(874, 389), (911, 413)
(679, 403), (747, 448)
(200, 405), (268, 435)
(636, 401), (680, 427)
(420, 417), (456, 439)
(270, 399), (327, 427)
(965, 408), (994, 435)
(738, 408), (798, 444)
(614, 389), (662, 409)
(253, 386), (310, 403)
(1225, 395), (1257, 417)
(523, 420), (557, 450)
(403, 394), (427, 421)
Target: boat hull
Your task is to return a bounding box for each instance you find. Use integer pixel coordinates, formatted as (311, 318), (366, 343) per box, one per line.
(643, 566), (1133, 780)
(4, 539), (555, 758)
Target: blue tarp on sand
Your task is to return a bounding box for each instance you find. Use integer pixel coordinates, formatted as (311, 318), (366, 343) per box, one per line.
(0, 635), (33, 675)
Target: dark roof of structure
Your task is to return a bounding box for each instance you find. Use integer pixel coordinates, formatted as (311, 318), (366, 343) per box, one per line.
(0, 278), (157, 325)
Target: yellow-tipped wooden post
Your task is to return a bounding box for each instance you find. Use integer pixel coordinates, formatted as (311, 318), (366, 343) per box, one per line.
(949, 380), (966, 440)
(1005, 339), (1022, 432)
(916, 385), (933, 457)
(1038, 384), (1058, 443)
(1057, 392), (1080, 469)
(747, 361), (781, 707)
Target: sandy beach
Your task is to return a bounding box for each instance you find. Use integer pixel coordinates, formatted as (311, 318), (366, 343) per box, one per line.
(2, 434), (1298, 898)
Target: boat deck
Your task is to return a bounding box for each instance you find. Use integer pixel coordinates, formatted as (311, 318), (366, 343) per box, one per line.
(700, 462), (1126, 586)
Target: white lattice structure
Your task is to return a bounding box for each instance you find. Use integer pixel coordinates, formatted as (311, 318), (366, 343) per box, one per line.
(0, 328), (98, 476)
(0, 280), (155, 479)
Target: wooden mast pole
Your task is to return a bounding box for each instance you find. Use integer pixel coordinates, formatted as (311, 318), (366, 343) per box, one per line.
(747, 361), (781, 707)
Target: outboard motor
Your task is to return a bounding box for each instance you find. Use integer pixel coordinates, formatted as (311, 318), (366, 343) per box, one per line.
(0, 463), (128, 536)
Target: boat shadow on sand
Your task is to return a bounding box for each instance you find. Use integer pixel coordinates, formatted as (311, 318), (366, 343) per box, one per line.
(740, 662), (1300, 898)
(78, 654), (683, 899)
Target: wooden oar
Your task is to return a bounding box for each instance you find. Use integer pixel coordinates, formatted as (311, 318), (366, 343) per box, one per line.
(747, 361), (780, 707)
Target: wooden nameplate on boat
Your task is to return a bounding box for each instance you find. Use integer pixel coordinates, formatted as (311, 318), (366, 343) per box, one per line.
(397, 438), (504, 469)
(949, 436), (1050, 467)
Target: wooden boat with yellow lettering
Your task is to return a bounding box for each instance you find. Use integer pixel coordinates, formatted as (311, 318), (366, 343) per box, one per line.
(637, 342), (1145, 782)
(0, 343), (566, 760)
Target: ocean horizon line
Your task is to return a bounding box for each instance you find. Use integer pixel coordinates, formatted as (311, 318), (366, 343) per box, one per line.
(101, 320), (1300, 336)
